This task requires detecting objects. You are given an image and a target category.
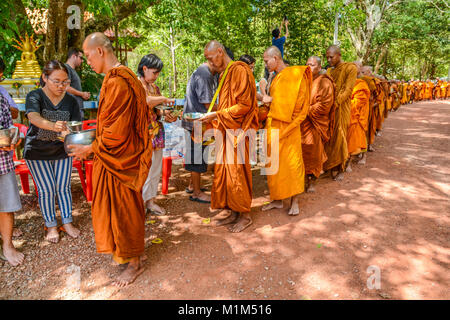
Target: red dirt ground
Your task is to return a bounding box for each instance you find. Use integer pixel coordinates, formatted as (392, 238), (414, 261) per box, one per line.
(1, 100), (449, 300)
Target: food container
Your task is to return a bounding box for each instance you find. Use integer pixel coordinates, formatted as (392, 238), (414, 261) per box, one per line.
(0, 126), (19, 148)
(64, 129), (96, 154)
(183, 112), (204, 121)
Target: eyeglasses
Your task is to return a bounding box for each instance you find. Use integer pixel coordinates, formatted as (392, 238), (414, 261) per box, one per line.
(47, 77), (71, 86)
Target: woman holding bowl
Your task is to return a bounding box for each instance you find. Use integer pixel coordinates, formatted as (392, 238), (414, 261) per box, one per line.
(24, 60), (82, 243)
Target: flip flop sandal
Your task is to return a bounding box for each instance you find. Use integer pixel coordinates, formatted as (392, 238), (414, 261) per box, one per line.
(146, 208), (166, 216)
(189, 196), (211, 204)
(185, 187), (208, 194)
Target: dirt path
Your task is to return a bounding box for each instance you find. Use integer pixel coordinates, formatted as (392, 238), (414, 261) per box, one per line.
(1, 100), (449, 300)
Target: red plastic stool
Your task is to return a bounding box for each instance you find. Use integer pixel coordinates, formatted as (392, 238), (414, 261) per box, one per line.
(73, 159), (87, 198)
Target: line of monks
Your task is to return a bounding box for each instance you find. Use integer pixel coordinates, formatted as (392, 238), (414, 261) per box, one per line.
(68, 34), (448, 287)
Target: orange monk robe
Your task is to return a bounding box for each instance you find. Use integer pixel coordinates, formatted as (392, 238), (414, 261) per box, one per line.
(441, 81), (448, 99)
(401, 83), (408, 105)
(407, 83), (414, 102)
(324, 62), (357, 171)
(392, 83), (401, 111)
(347, 79), (370, 155)
(91, 66), (152, 263)
(362, 76), (378, 146)
(425, 82), (433, 100)
(211, 61), (259, 213)
(301, 74), (335, 178)
(265, 66), (311, 200)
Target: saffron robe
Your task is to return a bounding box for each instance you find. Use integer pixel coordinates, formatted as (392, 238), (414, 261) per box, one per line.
(91, 66), (152, 260)
(361, 76), (378, 146)
(301, 74), (335, 178)
(347, 79), (370, 155)
(324, 62), (357, 171)
(211, 61), (259, 213)
(265, 66), (312, 200)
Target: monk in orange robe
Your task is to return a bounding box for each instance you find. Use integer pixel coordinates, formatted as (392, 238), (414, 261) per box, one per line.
(301, 56), (335, 192)
(68, 33), (152, 287)
(347, 77), (370, 167)
(360, 66), (379, 154)
(260, 47), (311, 216)
(324, 45), (357, 181)
(200, 40), (258, 233)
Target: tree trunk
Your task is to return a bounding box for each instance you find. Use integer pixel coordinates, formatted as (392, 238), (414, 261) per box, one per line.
(68, 0), (85, 50)
(374, 45), (387, 75)
(169, 25), (177, 97)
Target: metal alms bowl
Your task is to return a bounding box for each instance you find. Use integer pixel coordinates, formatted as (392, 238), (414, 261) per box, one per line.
(64, 129), (96, 153)
(0, 127), (19, 148)
(66, 121), (83, 132)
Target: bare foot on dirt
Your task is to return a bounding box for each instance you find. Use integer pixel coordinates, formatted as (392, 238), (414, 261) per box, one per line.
(333, 172), (345, 181)
(112, 259), (144, 288)
(346, 162), (353, 173)
(1, 244), (24, 267)
(214, 210), (239, 226)
(262, 200), (283, 211)
(63, 223), (80, 238)
(45, 227), (60, 243)
(357, 153), (367, 165)
(12, 228), (23, 238)
(146, 200), (166, 216)
(228, 213), (252, 233)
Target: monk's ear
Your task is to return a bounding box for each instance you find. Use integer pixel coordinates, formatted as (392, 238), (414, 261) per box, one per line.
(97, 46), (104, 57)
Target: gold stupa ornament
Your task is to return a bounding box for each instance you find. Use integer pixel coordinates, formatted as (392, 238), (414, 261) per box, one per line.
(12, 34), (42, 79)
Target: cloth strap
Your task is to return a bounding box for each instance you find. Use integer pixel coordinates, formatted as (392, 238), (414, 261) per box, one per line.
(207, 61), (234, 113)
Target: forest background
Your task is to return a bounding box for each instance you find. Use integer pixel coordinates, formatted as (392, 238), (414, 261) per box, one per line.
(1, 0), (448, 98)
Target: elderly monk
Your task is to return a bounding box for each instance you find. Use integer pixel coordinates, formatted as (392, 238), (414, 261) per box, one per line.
(68, 33), (152, 287)
(324, 45), (357, 181)
(300, 56), (335, 192)
(199, 40), (258, 233)
(347, 65), (370, 170)
(260, 47), (311, 215)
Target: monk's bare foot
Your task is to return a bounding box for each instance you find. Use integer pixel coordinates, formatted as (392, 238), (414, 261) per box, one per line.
(62, 223), (80, 238)
(262, 200), (283, 211)
(228, 213), (252, 233)
(45, 227), (60, 243)
(12, 228), (23, 238)
(333, 172), (345, 181)
(376, 130), (382, 137)
(357, 153), (367, 165)
(1, 244), (24, 267)
(306, 183), (316, 193)
(215, 210), (239, 226)
(346, 162), (352, 173)
(368, 145), (375, 152)
(112, 258), (144, 288)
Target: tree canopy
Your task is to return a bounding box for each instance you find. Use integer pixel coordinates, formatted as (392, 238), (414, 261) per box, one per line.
(1, 0), (448, 96)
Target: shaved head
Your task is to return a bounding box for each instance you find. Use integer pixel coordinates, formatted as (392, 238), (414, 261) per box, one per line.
(83, 32), (117, 74)
(264, 46), (282, 59)
(83, 32), (113, 52)
(204, 40), (231, 74)
(307, 56), (322, 78)
(361, 66), (373, 76)
(326, 45), (342, 68)
(327, 45), (341, 55)
(205, 40), (225, 53)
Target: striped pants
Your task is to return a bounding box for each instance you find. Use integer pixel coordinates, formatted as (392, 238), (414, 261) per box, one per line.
(26, 158), (73, 228)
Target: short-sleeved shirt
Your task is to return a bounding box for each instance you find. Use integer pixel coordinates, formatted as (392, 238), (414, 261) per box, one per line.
(182, 64), (218, 131)
(272, 36), (286, 58)
(0, 94), (14, 175)
(65, 64), (84, 111)
(0, 86), (18, 110)
(23, 88), (82, 160)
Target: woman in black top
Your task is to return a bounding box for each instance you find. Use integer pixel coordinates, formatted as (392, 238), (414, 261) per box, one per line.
(24, 60), (81, 243)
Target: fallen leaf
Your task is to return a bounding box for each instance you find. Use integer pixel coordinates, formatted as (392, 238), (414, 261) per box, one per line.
(202, 218), (211, 224)
(152, 238), (163, 244)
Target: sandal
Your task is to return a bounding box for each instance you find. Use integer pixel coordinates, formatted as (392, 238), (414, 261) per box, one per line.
(185, 187), (208, 194)
(189, 195), (211, 204)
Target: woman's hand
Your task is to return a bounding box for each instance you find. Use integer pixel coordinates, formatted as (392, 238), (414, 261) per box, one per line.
(262, 95), (273, 105)
(164, 110), (178, 123)
(53, 121), (67, 132)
